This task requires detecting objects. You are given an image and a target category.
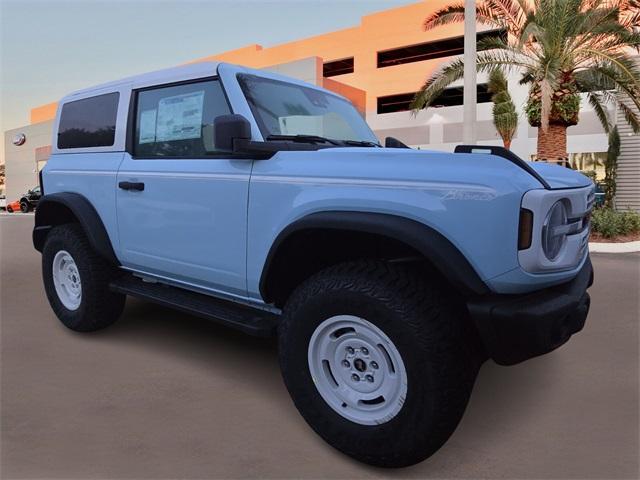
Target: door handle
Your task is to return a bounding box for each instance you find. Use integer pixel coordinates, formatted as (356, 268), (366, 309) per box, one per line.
(118, 181), (145, 191)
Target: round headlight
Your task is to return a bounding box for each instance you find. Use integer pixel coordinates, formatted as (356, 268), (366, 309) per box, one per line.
(542, 201), (568, 260)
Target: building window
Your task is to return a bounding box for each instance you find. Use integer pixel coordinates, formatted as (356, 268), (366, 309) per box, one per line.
(323, 58), (354, 77)
(377, 85), (491, 114)
(133, 78), (230, 157)
(377, 29), (506, 68)
(57, 93), (119, 149)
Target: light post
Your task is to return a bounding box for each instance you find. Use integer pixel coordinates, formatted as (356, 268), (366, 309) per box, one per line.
(463, 0), (477, 144)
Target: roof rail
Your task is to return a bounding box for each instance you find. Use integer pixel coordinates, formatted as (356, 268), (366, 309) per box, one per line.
(454, 145), (551, 190)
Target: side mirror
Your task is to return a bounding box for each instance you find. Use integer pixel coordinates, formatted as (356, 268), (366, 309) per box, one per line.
(385, 136), (410, 149)
(210, 114), (252, 152)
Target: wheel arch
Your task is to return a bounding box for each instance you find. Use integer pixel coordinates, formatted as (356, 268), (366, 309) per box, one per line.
(33, 192), (118, 265)
(259, 211), (488, 307)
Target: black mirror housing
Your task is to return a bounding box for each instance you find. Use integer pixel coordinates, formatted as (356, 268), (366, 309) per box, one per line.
(385, 137), (410, 149)
(212, 114), (252, 152)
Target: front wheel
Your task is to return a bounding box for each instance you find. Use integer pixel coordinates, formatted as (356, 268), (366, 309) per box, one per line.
(20, 201), (30, 213)
(278, 261), (481, 467)
(42, 224), (125, 332)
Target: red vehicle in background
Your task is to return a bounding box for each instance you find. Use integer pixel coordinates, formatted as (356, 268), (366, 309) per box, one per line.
(6, 200), (21, 213)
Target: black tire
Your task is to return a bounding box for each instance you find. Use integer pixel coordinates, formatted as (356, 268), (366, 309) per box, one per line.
(42, 224), (125, 332)
(278, 260), (482, 468)
(6, 206), (13, 213)
(20, 201), (30, 213)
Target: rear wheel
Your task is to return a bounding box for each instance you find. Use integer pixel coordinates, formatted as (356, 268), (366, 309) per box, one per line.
(42, 224), (125, 332)
(278, 261), (482, 467)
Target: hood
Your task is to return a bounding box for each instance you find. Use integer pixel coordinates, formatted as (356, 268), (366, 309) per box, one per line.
(527, 161), (593, 189)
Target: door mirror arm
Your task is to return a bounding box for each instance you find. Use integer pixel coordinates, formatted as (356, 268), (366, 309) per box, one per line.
(210, 113), (325, 157)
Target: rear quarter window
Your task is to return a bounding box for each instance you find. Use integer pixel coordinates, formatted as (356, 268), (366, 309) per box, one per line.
(57, 92), (119, 149)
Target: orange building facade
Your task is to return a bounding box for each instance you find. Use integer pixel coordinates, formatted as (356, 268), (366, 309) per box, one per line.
(31, 0), (465, 123)
(27, 0), (608, 155)
(187, 0), (465, 116)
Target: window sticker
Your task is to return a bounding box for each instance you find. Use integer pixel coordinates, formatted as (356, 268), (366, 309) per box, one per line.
(139, 109), (157, 144)
(279, 115), (323, 136)
(156, 91), (204, 142)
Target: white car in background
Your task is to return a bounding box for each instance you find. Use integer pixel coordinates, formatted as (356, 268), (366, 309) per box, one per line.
(0, 194), (6, 210)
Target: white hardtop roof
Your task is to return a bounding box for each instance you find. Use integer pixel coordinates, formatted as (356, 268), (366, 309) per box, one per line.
(65, 61), (221, 99)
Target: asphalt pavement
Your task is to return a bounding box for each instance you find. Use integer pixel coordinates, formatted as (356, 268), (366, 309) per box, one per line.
(1, 215), (638, 479)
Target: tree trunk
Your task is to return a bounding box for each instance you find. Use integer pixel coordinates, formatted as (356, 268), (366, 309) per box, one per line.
(537, 123), (568, 162)
(503, 138), (512, 150)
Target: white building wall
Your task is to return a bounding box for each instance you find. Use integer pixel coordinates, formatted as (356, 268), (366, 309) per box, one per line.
(368, 71), (609, 160)
(4, 121), (54, 202)
(616, 96), (640, 211)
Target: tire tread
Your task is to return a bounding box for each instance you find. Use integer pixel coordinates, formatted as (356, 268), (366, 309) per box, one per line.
(278, 260), (481, 467)
(42, 224), (124, 332)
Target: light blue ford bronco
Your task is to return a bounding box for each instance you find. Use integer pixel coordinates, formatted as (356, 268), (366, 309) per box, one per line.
(34, 62), (594, 467)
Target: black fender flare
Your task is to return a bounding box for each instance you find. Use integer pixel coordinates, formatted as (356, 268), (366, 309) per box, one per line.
(33, 192), (119, 265)
(259, 211), (489, 299)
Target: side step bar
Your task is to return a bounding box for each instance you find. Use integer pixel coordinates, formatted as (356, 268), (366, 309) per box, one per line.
(110, 275), (279, 337)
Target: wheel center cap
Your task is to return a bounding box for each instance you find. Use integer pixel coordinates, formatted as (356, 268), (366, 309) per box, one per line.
(354, 358), (367, 372)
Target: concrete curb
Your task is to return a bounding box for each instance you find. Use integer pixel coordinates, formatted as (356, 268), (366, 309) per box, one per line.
(0, 212), (34, 216)
(589, 241), (640, 253)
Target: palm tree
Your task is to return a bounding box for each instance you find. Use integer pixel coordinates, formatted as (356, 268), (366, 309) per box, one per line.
(411, 0), (640, 161)
(487, 68), (518, 148)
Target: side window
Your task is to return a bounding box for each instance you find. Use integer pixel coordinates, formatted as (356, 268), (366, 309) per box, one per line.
(133, 79), (230, 157)
(58, 92), (119, 149)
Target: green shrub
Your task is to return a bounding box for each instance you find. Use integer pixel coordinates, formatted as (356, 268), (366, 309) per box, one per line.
(621, 210), (640, 233)
(591, 208), (640, 238)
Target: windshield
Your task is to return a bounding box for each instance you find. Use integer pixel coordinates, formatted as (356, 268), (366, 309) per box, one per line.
(238, 74), (379, 145)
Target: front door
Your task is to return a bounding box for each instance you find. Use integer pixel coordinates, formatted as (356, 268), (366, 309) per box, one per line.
(116, 77), (251, 298)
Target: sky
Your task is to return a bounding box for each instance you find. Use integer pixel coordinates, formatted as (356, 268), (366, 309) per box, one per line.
(0, 0), (414, 163)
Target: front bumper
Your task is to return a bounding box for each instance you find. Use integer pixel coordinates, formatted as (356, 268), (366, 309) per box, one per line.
(468, 257), (593, 365)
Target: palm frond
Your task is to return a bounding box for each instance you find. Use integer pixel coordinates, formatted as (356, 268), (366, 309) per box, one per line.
(617, 99), (640, 133)
(576, 50), (640, 90)
(423, 0), (527, 31)
(484, 0), (528, 30)
(586, 63), (640, 110)
(423, 3), (467, 30)
(411, 51), (529, 112)
(411, 58), (466, 111)
(587, 91), (613, 133)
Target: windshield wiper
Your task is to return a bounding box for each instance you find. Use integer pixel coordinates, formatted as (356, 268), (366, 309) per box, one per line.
(342, 140), (382, 148)
(266, 134), (341, 146)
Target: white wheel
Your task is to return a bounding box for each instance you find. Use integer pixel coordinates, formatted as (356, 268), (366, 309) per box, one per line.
(52, 250), (82, 310)
(307, 315), (408, 425)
